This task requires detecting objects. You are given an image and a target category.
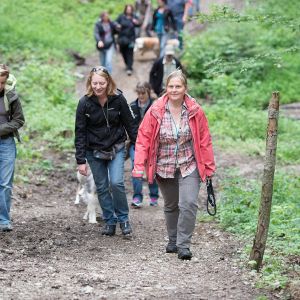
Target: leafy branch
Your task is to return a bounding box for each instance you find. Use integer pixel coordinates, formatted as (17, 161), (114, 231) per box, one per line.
(191, 5), (300, 30)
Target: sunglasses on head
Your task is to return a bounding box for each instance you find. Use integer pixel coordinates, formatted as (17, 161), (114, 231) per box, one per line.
(91, 66), (109, 74)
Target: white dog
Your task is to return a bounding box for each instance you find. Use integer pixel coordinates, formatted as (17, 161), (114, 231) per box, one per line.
(75, 166), (102, 224)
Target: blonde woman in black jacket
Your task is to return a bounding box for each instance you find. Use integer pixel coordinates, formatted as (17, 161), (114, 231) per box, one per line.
(75, 66), (138, 236)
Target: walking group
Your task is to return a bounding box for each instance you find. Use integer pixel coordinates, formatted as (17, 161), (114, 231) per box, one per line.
(94, 0), (198, 75)
(1, 0), (216, 261)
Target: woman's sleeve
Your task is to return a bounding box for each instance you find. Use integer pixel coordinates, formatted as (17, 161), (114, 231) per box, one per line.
(119, 95), (138, 144)
(199, 112), (216, 177)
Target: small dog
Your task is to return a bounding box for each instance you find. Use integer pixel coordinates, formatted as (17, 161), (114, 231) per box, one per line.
(134, 37), (160, 56)
(75, 165), (102, 224)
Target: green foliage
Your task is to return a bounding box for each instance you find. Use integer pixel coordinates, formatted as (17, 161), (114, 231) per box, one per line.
(0, 0), (128, 170)
(187, 1), (300, 290)
(217, 171), (299, 288)
(0, 0), (128, 56)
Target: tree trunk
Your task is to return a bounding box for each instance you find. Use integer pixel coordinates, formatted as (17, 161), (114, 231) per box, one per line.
(249, 92), (280, 271)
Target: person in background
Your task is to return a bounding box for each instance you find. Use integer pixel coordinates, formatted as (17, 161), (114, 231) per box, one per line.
(75, 66), (138, 237)
(0, 64), (25, 232)
(129, 82), (159, 208)
(94, 11), (118, 74)
(132, 70), (215, 260)
(152, 0), (177, 58)
(115, 5), (140, 76)
(149, 44), (183, 97)
(168, 0), (191, 50)
(135, 0), (153, 37)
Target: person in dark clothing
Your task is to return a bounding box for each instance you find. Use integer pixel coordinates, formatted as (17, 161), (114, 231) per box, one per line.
(129, 82), (159, 208)
(94, 11), (118, 74)
(149, 45), (183, 96)
(75, 66), (138, 237)
(0, 64), (25, 232)
(115, 5), (140, 76)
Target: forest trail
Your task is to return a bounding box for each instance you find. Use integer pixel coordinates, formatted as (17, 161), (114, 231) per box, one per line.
(0, 1), (278, 299)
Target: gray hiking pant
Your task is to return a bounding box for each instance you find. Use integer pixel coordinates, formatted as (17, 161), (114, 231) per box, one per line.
(156, 168), (201, 249)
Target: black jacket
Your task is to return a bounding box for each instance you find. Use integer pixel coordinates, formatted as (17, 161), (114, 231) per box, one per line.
(0, 87), (25, 142)
(75, 90), (138, 164)
(130, 98), (154, 125)
(115, 14), (140, 46)
(94, 20), (117, 50)
(149, 57), (183, 96)
(152, 7), (177, 33)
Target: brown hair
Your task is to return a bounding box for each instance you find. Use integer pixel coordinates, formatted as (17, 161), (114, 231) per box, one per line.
(86, 66), (117, 97)
(124, 4), (134, 15)
(166, 69), (187, 89)
(0, 64), (10, 79)
(135, 81), (151, 98)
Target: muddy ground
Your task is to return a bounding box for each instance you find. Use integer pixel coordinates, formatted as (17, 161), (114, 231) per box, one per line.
(1, 1), (296, 299)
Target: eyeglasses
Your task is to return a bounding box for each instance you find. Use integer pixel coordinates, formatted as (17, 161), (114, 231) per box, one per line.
(91, 66), (109, 74)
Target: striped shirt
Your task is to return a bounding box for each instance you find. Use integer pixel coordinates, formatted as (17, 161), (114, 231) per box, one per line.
(156, 102), (197, 178)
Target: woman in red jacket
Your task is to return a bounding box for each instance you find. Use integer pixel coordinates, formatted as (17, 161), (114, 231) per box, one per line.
(132, 69), (215, 260)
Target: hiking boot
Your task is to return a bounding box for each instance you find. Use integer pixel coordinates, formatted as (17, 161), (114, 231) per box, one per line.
(166, 243), (177, 253)
(120, 221), (132, 235)
(131, 197), (142, 208)
(149, 198), (158, 207)
(178, 248), (192, 260)
(101, 224), (116, 236)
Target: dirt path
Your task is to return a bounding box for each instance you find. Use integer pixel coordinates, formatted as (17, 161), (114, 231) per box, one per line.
(0, 1), (279, 299)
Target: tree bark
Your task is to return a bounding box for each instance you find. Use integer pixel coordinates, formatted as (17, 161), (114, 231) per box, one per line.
(249, 92), (280, 271)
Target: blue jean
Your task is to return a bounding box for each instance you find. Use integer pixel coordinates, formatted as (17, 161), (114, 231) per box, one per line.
(0, 137), (16, 226)
(174, 18), (184, 50)
(129, 145), (159, 201)
(99, 44), (114, 74)
(86, 147), (129, 225)
(157, 32), (169, 58)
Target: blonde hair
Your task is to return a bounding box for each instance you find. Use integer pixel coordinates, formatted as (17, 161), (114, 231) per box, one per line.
(86, 66), (117, 97)
(166, 69), (187, 89)
(135, 81), (151, 98)
(0, 64), (9, 79)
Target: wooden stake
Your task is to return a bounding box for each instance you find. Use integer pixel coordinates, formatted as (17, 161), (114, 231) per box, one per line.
(249, 92), (280, 271)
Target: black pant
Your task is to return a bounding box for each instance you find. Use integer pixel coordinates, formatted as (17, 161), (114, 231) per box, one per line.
(119, 45), (134, 71)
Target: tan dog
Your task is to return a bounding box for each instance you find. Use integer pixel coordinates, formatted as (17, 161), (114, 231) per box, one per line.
(134, 37), (160, 56)
(75, 165), (102, 224)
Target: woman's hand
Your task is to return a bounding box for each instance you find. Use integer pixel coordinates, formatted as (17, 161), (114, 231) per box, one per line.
(77, 164), (88, 176)
(97, 41), (104, 48)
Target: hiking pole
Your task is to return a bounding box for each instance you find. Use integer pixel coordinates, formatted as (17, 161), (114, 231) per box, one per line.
(206, 178), (217, 216)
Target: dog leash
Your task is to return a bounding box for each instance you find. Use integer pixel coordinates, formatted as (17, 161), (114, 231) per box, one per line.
(206, 178), (217, 216)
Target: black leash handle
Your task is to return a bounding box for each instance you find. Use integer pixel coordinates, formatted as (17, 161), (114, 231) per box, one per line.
(206, 178), (217, 216)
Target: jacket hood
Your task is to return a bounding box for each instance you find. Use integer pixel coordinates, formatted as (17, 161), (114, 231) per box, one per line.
(4, 74), (18, 110)
(5, 74), (17, 93)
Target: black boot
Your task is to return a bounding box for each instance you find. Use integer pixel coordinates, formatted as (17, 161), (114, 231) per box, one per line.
(101, 224), (116, 236)
(178, 248), (192, 260)
(120, 221), (132, 235)
(166, 242), (178, 253)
